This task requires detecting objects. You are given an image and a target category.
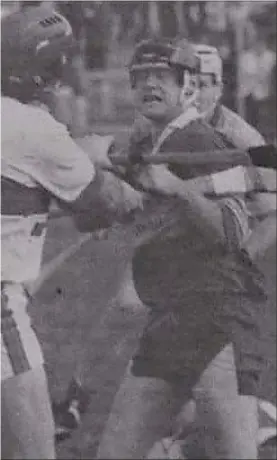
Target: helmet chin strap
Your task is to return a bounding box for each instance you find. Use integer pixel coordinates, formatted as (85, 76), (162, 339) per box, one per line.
(179, 70), (199, 111)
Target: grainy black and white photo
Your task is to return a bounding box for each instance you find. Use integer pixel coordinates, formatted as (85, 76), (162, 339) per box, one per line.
(1, 1), (276, 459)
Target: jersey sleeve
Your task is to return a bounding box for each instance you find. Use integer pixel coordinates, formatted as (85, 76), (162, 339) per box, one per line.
(221, 106), (266, 150)
(26, 111), (96, 202)
(220, 197), (252, 250)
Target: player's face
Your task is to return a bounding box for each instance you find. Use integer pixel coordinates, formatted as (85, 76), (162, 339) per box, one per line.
(133, 67), (182, 123)
(197, 74), (222, 114)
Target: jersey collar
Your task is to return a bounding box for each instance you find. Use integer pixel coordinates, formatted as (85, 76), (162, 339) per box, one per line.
(168, 105), (200, 130)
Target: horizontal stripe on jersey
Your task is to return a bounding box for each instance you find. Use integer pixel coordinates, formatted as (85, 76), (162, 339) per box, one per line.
(1, 285), (31, 375)
(1, 176), (50, 216)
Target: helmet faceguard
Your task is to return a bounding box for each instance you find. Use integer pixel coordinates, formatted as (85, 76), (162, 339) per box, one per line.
(193, 44), (222, 84)
(192, 44), (223, 117)
(129, 38), (200, 110)
(193, 44), (223, 84)
(1, 5), (76, 102)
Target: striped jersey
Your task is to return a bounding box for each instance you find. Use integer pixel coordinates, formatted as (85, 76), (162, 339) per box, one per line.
(131, 109), (265, 306)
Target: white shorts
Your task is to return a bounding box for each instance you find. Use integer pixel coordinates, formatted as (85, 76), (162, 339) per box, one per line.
(1, 282), (44, 381)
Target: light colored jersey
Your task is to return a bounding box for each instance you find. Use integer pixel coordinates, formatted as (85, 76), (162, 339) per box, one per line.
(1, 96), (95, 283)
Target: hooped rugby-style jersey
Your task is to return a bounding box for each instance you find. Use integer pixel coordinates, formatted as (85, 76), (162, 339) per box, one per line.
(131, 107), (264, 307)
(129, 108), (268, 395)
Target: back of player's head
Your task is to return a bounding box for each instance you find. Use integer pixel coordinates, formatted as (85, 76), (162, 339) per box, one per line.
(1, 4), (75, 102)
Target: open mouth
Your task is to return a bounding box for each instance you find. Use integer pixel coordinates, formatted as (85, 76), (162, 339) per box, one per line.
(143, 94), (163, 103)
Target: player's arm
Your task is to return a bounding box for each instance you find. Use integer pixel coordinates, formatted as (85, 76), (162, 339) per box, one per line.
(183, 164), (276, 196)
(62, 167), (144, 232)
(180, 167), (248, 195)
(244, 212), (276, 261)
(130, 127), (237, 242)
(31, 120), (144, 232)
(133, 163), (226, 241)
(171, 180), (249, 245)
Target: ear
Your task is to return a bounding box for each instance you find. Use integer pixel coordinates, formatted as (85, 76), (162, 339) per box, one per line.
(217, 81), (223, 98)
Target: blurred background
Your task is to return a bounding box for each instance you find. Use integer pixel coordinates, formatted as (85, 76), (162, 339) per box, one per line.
(2, 1), (276, 142)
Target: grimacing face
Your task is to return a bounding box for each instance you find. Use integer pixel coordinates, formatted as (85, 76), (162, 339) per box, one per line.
(197, 74), (222, 114)
(132, 66), (182, 123)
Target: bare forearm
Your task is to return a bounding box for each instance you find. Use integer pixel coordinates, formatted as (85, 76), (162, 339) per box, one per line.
(61, 168), (143, 233)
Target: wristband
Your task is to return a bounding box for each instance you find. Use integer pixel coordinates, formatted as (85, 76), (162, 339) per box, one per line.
(212, 166), (249, 195)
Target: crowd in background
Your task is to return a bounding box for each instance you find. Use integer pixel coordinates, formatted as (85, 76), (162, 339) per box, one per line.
(1, 1), (276, 142)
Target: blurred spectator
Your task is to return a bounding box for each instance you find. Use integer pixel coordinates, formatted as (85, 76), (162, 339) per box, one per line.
(239, 35), (276, 140)
(220, 31), (237, 112)
(158, 2), (178, 38)
(1, 1), (20, 17)
(83, 3), (108, 70)
(57, 1), (85, 41)
(20, 1), (41, 8)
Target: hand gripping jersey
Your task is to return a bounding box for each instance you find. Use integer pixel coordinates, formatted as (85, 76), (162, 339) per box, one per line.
(129, 108), (267, 397)
(1, 96), (96, 283)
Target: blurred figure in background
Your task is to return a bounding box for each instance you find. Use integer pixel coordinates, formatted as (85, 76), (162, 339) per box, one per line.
(169, 42), (276, 459)
(239, 33), (276, 141)
(193, 43), (266, 148)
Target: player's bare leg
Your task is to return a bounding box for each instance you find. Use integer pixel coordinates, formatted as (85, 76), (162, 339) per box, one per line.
(1, 366), (55, 460)
(97, 362), (187, 459)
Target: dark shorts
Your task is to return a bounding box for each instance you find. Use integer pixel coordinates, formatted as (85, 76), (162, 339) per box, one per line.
(131, 237), (275, 398)
(131, 292), (274, 398)
(131, 299), (228, 391)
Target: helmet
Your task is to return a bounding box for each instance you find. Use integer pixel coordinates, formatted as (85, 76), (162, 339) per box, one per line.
(192, 44), (222, 84)
(1, 5), (75, 97)
(129, 38), (199, 89)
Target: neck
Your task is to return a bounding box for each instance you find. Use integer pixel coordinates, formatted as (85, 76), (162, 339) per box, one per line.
(204, 102), (220, 125)
(150, 106), (184, 132)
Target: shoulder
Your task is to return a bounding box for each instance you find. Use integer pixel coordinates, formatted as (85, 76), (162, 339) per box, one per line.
(220, 105), (265, 148)
(161, 118), (230, 179)
(1, 97), (95, 189)
(2, 96), (58, 134)
(161, 118), (228, 153)
(2, 96), (70, 155)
